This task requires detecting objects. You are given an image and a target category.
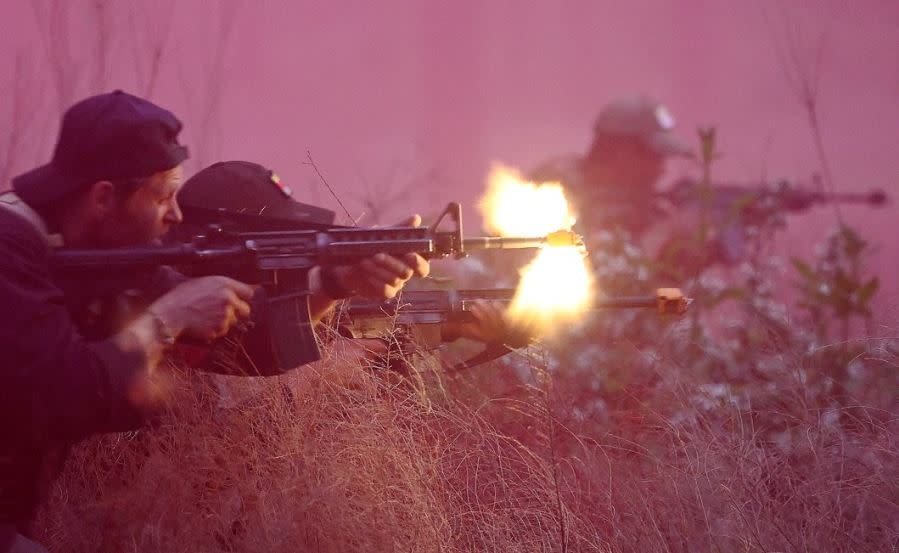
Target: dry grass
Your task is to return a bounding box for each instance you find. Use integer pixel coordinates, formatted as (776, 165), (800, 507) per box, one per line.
(36, 337), (898, 552)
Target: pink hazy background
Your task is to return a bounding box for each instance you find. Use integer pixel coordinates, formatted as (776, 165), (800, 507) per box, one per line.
(1, 0), (897, 318)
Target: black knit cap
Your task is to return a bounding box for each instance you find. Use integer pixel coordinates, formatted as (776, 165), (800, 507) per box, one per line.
(13, 90), (189, 206)
(179, 161), (336, 230)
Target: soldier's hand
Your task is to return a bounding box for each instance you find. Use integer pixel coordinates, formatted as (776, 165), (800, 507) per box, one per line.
(149, 276), (254, 340)
(331, 214), (430, 300)
(391, 214), (430, 278)
(442, 301), (535, 348)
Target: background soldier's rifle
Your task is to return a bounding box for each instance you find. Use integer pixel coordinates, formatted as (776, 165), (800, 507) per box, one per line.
(50, 203), (582, 372)
(342, 288), (688, 370)
(659, 179), (888, 265)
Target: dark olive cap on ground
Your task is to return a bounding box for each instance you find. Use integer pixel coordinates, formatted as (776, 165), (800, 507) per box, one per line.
(179, 161), (336, 229)
(13, 90), (189, 206)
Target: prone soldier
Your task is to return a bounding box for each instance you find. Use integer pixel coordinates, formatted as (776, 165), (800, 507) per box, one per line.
(172, 160), (533, 370)
(0, 92), (429, 552)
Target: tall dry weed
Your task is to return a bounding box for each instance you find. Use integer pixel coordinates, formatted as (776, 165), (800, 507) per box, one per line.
(36, 335), (897, 552)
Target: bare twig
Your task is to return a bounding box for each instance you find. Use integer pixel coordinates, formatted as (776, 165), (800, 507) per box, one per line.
(304, 151), (356, 226)
(128, 1), (174, 98)
(353, 144), (442, 225)
(176, 2), (237, 169)
(198, 2), (237, 168)
(32, 0), (82, 114)
(0, 54), (37, 184)
(91, 0), (114, 92)
(766, 4), (843, 225)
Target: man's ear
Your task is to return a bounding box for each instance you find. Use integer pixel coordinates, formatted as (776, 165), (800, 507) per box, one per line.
(83, 180), (117, 217)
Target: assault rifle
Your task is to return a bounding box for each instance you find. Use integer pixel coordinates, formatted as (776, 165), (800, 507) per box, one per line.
(343, 287), (689, 369)
(664, 178), (887, 215)
(660, 179), (888, 264)
(51, 203), (582, 371)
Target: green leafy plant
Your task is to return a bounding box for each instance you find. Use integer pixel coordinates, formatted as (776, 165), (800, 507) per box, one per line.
(793, 225), (879, 342)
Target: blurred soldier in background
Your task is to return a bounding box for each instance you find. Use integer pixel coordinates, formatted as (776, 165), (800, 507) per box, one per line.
(530, 96), (692, 239)
(520, 96), (696, 293)
(532, 96), (886, 275)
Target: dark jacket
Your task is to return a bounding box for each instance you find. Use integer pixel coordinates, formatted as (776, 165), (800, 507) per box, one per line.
(0, 208), (149, 536)
(0, 201), (317, 538)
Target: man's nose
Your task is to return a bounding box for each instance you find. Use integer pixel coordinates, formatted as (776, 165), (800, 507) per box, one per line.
(166, 200), (184, 224)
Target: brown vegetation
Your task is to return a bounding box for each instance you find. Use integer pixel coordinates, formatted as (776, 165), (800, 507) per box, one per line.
(36, 325), (897, 552)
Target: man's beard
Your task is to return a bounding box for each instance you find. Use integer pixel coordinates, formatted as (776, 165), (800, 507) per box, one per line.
(95, 215), (162, 247)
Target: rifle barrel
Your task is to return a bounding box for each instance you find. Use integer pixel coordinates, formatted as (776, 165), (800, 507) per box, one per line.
(347, 288), (688, 318)
(458, 288), (684, 311)
(463, 236), (548, 250)
(825, 190), (887, 206)
(463, 229), (583, 251)
(457, 288), (675, 309)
